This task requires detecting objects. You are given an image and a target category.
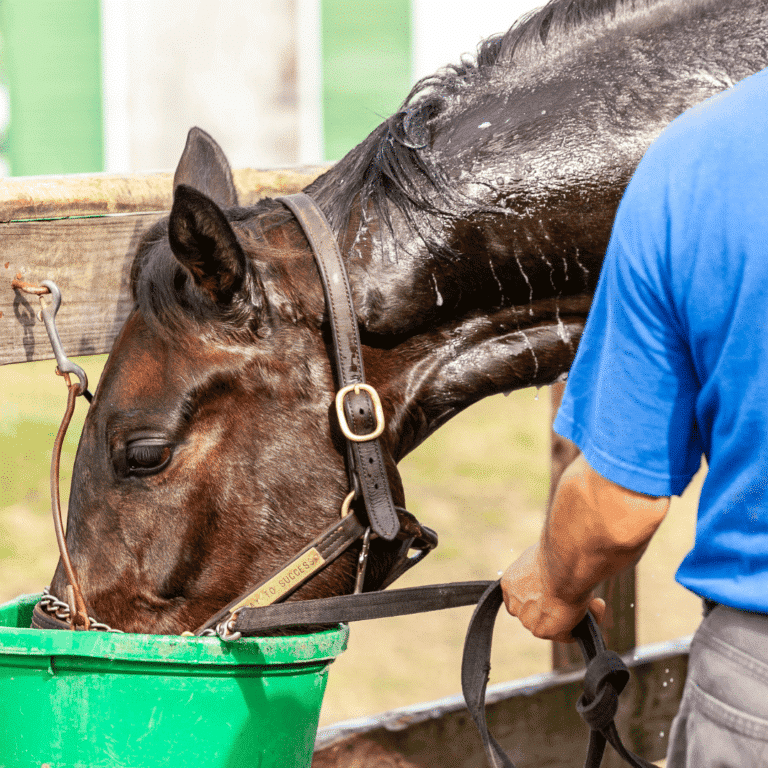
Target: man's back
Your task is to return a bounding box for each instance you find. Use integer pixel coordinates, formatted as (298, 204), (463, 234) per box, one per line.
(555, 66), (768, 612)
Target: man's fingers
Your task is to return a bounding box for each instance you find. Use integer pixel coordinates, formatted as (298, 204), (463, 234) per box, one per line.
(588, 597), (607, 625)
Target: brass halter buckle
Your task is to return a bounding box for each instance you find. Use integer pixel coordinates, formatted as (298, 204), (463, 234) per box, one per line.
(335, 383), (385, 442)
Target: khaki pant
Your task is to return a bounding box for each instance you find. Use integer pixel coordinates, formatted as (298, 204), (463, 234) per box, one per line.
(667, 604), (768, 767)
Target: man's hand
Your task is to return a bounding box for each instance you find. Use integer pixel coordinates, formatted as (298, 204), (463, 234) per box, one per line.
(500, 543), (606, 643)
(500, 456), (669, 643)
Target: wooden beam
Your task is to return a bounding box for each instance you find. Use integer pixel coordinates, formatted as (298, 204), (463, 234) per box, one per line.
(313, 637), (690, 768)
(0, 166), (330, 220)
(0, 167), (328, 366)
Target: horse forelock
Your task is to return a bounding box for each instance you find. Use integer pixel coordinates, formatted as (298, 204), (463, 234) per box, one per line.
(130, 200), (317, 341)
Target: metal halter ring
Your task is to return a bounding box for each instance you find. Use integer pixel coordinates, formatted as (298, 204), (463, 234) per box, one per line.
(340, 490), (356, 518)
(216, 613), (243, 642)
(335, 383), (385, 442)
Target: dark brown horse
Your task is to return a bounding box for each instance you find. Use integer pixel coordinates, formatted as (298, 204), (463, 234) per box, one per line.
(49, 0), (768, 634)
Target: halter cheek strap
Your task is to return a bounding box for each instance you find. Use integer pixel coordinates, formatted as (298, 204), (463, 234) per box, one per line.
(276, 192), (401, 542)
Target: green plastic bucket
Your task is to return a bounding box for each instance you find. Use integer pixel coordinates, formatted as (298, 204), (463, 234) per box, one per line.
(0, 593), (347, 767)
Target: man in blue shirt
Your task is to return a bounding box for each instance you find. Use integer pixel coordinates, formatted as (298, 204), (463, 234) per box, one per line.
(501, 67), (768, 766)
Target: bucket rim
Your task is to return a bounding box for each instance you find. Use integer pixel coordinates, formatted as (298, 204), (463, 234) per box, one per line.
(0, 593), (349, 666)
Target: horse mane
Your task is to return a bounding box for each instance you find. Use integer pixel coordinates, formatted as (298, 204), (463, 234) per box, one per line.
(307, 0), (663, 258)
(132, 0), (684, 328)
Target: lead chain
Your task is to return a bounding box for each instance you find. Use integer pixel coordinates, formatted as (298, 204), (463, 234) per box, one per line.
(39, 588), (123, 633)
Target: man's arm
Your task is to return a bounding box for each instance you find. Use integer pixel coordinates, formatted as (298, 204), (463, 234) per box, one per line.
(501, 454), (670, 643)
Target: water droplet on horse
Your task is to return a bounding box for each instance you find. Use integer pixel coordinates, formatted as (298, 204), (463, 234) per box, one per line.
(513, 252), (534, 306)
(537, 248), (556, 291)
(478, 121), (491, 129)
(430, 273), (444, 306)
(541, 110), (547, 115)
(574, 248), (590, 284)
(518, 331), (539, 378)
(488, 259), (504, 299)
(554, 300), (570, 347)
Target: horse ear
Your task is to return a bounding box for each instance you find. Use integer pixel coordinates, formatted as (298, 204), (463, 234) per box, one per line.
(173, 127), (239, 207)
(168, 184), (248, 305)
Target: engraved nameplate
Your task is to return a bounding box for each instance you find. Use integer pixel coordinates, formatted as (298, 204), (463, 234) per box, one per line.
(232, 547), (326, 611)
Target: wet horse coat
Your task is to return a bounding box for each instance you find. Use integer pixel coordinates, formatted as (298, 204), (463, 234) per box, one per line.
(51, 0), (768, 633)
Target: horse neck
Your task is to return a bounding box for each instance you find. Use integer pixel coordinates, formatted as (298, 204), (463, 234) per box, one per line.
(315, 181), (604, 462)
(301, 0), (768, 459)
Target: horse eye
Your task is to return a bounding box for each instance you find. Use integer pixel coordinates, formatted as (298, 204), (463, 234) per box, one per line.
(125, 440), (173, 475)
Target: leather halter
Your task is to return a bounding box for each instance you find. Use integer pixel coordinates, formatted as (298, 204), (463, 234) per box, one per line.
(278, 193), (403, 541)
(194, 192), (437, 637)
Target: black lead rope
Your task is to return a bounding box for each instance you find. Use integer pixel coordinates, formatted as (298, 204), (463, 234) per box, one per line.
(233, 581), (492, 633)
(234, 578), (654, 768)
(461, 581), (656, 768)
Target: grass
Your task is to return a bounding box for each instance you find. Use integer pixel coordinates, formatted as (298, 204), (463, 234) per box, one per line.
(0, 357), (704, 731)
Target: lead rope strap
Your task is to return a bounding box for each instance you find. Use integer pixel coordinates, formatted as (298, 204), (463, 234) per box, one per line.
(50, 373), (91, 630)
(12, 278), (92, 631)
(232, 581), (492, 634)
(462, 581), (656, 768)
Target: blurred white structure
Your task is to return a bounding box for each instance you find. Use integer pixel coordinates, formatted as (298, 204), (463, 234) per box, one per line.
(101, 0), (543, 172)
(412, 0), (541, 82)
(102, 0), (298, 172)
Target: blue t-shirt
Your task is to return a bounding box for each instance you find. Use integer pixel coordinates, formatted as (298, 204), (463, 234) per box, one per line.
(554, 66), (768, 613)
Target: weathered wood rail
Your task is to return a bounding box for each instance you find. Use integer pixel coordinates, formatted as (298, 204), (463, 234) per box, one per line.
(2, 170), (686, 768)
(0, 166), (328, 367)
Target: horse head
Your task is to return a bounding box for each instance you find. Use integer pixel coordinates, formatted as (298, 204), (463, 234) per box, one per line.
(47, 129), (417, 633)
(49, 0), (768, 633)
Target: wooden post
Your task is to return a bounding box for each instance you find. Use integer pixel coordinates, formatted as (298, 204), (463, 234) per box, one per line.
(549, 382), (637, 672)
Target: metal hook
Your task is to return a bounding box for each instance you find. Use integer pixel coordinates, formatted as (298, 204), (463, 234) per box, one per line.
(39, 280), (92, 401)
(354, 527), (372, 594)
